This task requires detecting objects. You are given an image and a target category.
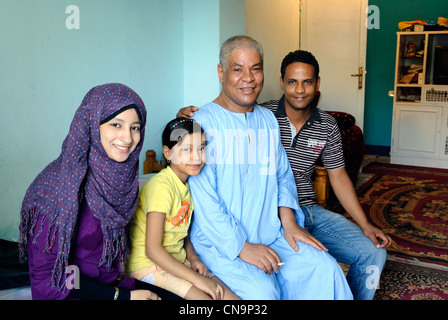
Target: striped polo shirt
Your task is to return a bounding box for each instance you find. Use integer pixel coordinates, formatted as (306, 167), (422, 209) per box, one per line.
(261, 96), (345, 206)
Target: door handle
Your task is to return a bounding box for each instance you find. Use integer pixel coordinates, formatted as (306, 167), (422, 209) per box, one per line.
(351, 67), (363, 89)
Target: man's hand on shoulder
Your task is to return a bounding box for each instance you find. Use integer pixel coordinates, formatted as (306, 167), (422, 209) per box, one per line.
(177, 106), (198, 118)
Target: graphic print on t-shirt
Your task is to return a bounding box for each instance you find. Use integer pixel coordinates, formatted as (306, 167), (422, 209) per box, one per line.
(307, 139), (326, 155)
(167, 200), (191, 227)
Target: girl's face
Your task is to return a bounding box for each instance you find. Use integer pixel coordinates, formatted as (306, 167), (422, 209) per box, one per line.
(100, 108), (141, 162)
(164, 132), (206, 183)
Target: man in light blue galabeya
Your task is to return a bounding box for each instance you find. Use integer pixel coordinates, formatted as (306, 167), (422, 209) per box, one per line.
(187, 35), (353, 300)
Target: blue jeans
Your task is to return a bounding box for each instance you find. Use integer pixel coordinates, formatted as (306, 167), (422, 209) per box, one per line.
(301, 205), (387, 300)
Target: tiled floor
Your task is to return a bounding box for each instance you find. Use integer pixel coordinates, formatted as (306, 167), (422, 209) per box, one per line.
(355, 155), (390, 189)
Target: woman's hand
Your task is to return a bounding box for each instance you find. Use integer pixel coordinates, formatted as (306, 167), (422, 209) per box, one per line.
(130, 289), (161, 300)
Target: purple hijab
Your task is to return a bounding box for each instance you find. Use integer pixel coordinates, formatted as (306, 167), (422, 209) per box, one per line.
(19, 83), (147, 290)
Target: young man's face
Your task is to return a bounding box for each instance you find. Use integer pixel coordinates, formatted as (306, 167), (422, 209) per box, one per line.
(281, 62), (320, 111)
(218, 48), (264, 110)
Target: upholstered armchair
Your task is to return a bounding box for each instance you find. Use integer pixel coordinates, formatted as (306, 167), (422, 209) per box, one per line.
(324, 111), (365, 185)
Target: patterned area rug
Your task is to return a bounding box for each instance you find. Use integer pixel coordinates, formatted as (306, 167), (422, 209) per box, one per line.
(361, 161), (448, 182)
(356, 174), (448, 267)
(374, 260), (448, 300)
(342, 162), (448, 300)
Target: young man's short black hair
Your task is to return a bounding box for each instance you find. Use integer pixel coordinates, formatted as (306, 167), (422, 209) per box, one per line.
(280, 50), (320, 80)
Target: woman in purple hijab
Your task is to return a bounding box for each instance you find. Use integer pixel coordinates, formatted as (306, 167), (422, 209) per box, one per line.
(19, 83), (180, 300)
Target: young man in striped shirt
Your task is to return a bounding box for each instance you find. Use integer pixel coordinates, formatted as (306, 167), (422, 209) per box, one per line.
(261, 50), (391, 300)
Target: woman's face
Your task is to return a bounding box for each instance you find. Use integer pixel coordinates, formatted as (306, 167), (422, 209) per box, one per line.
(99, 108), (141, 162)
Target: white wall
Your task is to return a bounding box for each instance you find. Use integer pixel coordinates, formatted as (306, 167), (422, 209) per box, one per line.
(183, 0), (246, 108)
(245, 0), (301, 103)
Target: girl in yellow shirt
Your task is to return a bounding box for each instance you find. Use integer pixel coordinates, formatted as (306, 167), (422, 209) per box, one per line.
(128, 118), (238, 300)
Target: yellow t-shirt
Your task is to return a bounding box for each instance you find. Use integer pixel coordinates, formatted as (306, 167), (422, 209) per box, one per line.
(127, 166), (193, 273)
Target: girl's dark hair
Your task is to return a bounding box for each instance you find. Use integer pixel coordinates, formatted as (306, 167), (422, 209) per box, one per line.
(162, 117), (204, 150)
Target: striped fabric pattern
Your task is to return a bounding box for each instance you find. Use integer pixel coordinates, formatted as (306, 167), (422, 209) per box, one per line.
(260, 98), (345, 206)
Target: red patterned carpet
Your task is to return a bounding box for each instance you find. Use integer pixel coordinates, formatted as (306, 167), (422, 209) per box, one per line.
(343, 162), (448, 300)
(374, 260), (448, 300)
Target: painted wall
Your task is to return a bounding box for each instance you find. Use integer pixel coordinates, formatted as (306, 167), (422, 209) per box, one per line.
(0, 0), (245, 241)
(364, 0), (448, 147)
(183, 0), (245, 108)
(0, 0), (184, 241)
(183, 0), (220, 109)
(245, 0), (301, 103)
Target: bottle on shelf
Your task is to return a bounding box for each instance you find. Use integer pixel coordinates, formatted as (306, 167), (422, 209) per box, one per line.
(407, 41), (416, 57)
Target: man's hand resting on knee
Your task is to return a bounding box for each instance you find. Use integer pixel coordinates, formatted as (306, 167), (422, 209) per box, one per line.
(279, 207), (328, 252)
